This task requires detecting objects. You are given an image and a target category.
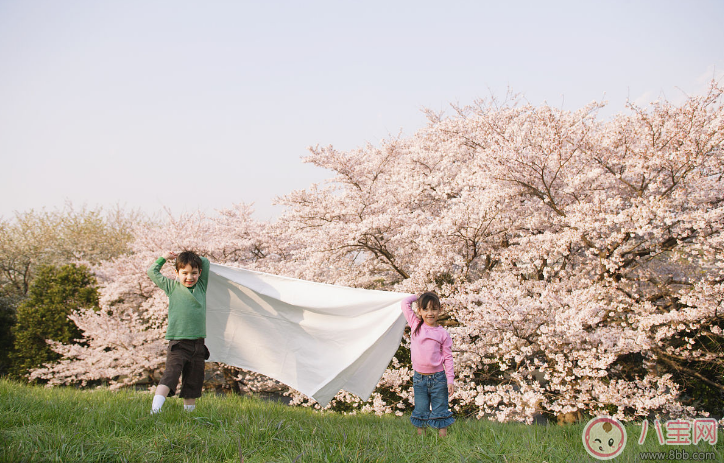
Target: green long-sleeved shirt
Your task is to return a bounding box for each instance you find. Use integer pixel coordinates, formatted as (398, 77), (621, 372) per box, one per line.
(147, 256), (210, 340)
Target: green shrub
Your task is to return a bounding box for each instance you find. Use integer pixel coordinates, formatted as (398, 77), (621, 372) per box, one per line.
(10, 264), (99, 379)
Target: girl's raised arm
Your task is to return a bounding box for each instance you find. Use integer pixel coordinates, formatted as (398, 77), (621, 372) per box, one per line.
(401, 294), (420, 328)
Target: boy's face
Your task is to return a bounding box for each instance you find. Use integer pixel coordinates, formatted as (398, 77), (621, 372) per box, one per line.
(176, 264), (201, 287)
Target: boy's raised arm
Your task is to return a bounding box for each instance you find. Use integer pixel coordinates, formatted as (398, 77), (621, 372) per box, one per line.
(199, 256), (210, 288)
(147, 255), (175, 296)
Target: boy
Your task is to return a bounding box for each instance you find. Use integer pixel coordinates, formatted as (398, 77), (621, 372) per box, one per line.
(147, 250), (210, 414)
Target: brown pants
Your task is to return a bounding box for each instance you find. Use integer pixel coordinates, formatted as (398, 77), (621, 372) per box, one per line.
(159, 339), (209, 398)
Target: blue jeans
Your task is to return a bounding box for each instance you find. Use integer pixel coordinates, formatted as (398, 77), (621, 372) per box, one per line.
(410, 371), (454, 429)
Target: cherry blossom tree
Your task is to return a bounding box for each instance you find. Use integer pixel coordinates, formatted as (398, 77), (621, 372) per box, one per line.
(30, 205), (268, 389)
(32, 83), (724, 423)
(273, 83), (724, 421)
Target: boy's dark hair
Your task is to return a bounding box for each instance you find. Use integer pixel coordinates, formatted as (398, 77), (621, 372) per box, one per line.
(175, 251), (203, 271)
(413, 292), (441, 337)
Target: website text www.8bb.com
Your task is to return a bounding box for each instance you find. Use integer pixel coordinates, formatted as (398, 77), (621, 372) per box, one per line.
(637, 449), (716, 461)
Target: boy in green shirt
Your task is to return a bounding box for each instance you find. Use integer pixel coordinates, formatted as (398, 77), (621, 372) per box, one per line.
(147, 250), (210, 414)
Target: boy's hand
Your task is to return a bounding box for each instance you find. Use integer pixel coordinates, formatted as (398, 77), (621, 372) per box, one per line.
(163, 251), (178, 260)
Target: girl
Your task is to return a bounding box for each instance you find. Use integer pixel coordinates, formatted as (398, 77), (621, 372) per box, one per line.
(401, 292), (455, 436)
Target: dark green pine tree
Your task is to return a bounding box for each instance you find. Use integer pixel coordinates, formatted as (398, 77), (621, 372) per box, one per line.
(0, 296), (18, 376)
(10, 264), (99, 379)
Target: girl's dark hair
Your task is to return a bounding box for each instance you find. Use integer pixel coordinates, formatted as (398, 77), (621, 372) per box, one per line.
(413, 292), (441, 337)
(175, 250), (202, 271)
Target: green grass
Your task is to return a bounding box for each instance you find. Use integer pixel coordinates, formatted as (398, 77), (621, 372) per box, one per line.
(0, 379), (721, 463)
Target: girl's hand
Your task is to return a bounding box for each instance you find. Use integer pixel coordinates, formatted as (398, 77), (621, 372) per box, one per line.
(448, 383), (454, 397)
(163, 251), (178, 260)
(412, 301), (422, 320)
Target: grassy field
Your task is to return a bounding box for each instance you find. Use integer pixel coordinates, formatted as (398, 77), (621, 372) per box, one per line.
(0, 379), (721, 463)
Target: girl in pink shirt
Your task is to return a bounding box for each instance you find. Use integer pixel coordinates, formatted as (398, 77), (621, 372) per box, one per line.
(401, 292), (455, 436)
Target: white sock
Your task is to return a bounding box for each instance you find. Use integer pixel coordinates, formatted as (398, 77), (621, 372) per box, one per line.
(151, 395), (166, 414)
(184, 404), (196, 412)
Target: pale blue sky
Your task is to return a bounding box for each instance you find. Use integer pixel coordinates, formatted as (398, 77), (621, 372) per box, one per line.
(1, 0), (722, 220)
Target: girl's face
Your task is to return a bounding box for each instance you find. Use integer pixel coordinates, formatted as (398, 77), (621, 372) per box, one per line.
(419, 301), (441, 327)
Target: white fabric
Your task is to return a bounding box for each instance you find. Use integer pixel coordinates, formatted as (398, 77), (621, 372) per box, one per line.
(206, 263), (410, 406)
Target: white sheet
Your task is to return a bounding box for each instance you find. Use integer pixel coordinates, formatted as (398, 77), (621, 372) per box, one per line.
(206, 263), (409, 406)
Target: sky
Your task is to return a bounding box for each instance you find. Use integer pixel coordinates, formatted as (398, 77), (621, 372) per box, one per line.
(1, 0), (723, 221)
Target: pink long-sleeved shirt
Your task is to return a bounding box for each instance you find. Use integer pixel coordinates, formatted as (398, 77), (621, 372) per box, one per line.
(401, 294), (454, 384)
